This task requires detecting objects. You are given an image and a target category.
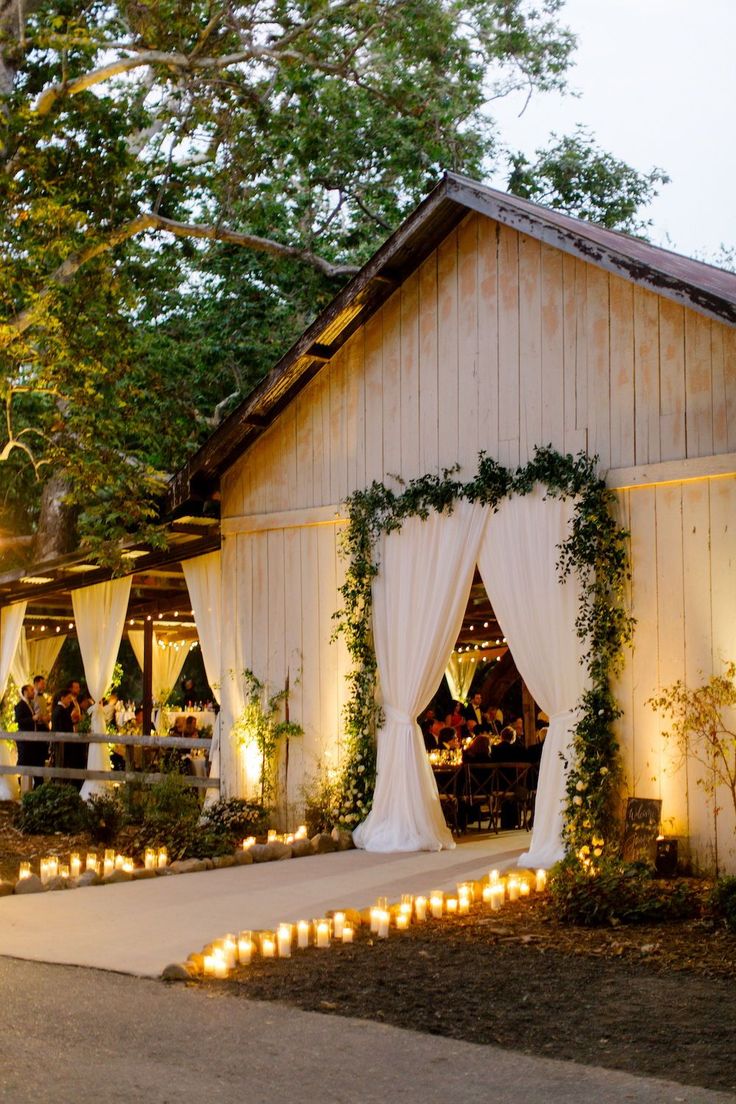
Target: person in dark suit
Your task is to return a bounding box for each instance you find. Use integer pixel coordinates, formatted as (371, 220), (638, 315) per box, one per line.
(14, 684), (46, 790)
(463, 692), (483, 727)
(492, 726), (527, 829)
(490, 726), (520, 763)
(52, 689), (82, 790)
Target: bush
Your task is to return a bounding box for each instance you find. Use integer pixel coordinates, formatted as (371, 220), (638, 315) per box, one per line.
(710, 876), (736, 933)
(201, 798), (270, 840)
(548, 856), (701, 927)
(303, 774), (341, 836)
(132, 773), (231, 861)
(84, 793), (126, 845)
(18, 782), (86, 835)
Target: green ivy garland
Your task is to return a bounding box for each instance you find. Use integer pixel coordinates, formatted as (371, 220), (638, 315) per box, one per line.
(332, 446), (634, 858)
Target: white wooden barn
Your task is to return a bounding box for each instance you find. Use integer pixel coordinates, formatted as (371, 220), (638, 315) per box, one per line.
(170, 173), (736, 871)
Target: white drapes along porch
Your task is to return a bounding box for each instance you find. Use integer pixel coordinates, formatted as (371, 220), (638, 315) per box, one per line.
(182, 551), (222, 806)
(0, 602), (26, 800)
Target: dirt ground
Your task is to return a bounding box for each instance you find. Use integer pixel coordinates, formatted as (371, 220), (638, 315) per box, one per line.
(196, 897), (736, 1096)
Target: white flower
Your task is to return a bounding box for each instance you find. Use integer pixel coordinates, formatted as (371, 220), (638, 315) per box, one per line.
(573, 796), (583, 806)
(575, 780), (586, 792)
(598, 709), (605, 716)
(600, 766), (609, 776)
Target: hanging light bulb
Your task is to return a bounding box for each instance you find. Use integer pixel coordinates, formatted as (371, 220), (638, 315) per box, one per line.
(483, 622), (489, 629)
(68, 622), (73, 629)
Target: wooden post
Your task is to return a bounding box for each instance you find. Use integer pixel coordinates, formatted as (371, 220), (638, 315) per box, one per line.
(142, 618), (154, 737)
(521, 679), (536, 748)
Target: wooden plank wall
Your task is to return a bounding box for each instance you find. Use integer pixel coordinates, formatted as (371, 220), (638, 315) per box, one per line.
(613, 476), (736, 872)
(219, 210), (736, 860)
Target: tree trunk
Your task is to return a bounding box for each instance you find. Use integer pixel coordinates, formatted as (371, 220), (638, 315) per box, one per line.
(32, 474), (77, 562)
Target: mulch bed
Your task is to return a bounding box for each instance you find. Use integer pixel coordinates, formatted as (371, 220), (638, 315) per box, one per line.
(195, 898), (736, 1095)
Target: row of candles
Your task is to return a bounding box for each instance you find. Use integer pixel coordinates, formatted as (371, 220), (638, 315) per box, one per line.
(19, 847), (169, 884)
(242, 826), (309, 849)
(199, 867), (548, 979)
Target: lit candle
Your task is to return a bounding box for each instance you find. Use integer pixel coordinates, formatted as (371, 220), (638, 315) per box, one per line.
(376, 910), (390, 939)
(122, 858), (134, 873)
(114, 854), (124, 871)
(430, 892), (444, 919)
(446, 897), (458, 914)
(267, 830), (278, 844)
(457, 882), (474, 903)
(297, 920), (310, 949)
(295, 825), (307, 839)
(399, 902), (412, 925)
(103, 850), (115, 876)
(415, 896), (428, 922)
(203, 954), (215, 977)
(332, 912), (345, 939)
(86, 852), (97, 872)
(144, 848), (156, 871)
(369, 907), (381, 933)
(492, 884), (505, 910)
(507, 878), (520, 902)
(47, 857), (59, 881)
(396, 912), (409, 931)
(458, 894), (470, 915)
(157, 847), (168, 868)
(242, 836), (256, 850)
(316, 920), (330, 948)
(18, 862), (31, 880)
(536, 869), (547, 894)
(489, 868), (499, 884)
(482, 885), (493, 905)
(400, 893), (414, 910)
(70, 853), (81, 879)
(519, 880), (531, 898)
(261, 933), (276, 958)
(223, 934), (237, 969)
(59, 863), (70, 879)
(284, 833), (294, 844)
(277, 924), (293, 958)
(238, 932), (254, 965)
(213, 950), (228, 979)
(342, 925), (354, 944)
(39, 859), (48, 884)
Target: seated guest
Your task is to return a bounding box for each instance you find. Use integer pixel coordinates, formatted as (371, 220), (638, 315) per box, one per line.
(463, 725), (492, 762)
(438, 725), (459, 749)
(490, 726), (520, 763)
(183, 715), (199, 739)
(510, 716), (525, 749)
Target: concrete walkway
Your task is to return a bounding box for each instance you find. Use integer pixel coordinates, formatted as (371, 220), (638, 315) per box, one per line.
(0, 832), (526, 977)
(1, 958), (731, 1104)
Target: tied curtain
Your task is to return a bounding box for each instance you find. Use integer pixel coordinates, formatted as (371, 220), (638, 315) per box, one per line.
(445, 651), (476, 706)
(11, 629), (66, 688)
(182, 551), (222, 807)
(72, 578), (132, 799)
(353, 502), (488, 852)
(0, 602), (27, 800)
(128, 631), (189, 728)
(477, 488), (587, 869)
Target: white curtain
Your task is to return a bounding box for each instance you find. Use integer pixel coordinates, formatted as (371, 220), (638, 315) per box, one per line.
(182, 551), (222, 807)
(445, 651), (476, 705)
(353, 502), (488, 852)
(11, 629), (66, 688)
(128, 631), (189, 725)
(72, 578), (132, 799)
(477, 488), (587, 869)
(0, 603), (27, 800)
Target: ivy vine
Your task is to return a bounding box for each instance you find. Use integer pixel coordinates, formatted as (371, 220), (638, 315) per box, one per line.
(332, 445), (634, 859)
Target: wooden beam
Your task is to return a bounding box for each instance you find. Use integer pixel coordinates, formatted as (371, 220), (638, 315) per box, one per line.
(0, 764), (218, 788)
(221, 503), (347, 536)
(607, 451), (736, 491)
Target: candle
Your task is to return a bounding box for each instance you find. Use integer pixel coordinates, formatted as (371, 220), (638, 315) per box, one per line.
(482, 885), (493, 905)
(519, 880), (530, 898)
(261, 933), (276, 958)
(489, 868), (499, 884)
(536, 869), (547, 894)
(122, 858), (134, 874)
(316, 920), (330, 948)
(144, 848), (156, 871)
(86, 852), (97, 872)
(284, 833), (294, 844)
(342, 925), (354, 944)
(297, 920), (310, 949)
(203, 954), (215, 977)
(369, 907), (380, 933)
(430, 892), (443, 919)
(399, 902), (412, 924)
(415, 896), (427, 922)
(70, 853), (81, 878)
(401, 893), (414, 909)
(492, 884), (505, 910)
(46, 857), (59, 881)
(242, 836), (256, 850)
(507, 878), (520, 902)
(332, 912), (345, 939)
(213, 950), (228, 979)
(157, 847), (168, 868)
(458, 882), (474, 903)
(376, 910), (390, 939)
(446, 897), (458, 914)
(458, 894), (470, 915)
(295, 825), (307, 839)
(223, 934), (237, 969)
(39, 859), (48, 884)
(277, 924), (293, 958)
(267, 830), (278, 844)
(114, 854), (124, 871)
(396, 912), (409, 931)
(237, 932), (254, 965)
(59, 863), (70, 879)
(18, 862), (31, 880)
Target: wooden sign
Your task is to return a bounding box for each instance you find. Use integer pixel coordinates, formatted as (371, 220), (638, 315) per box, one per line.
(621, 797), (662, 865)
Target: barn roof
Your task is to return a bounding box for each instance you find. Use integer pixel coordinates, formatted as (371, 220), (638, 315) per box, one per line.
(169, 171), (736, 508)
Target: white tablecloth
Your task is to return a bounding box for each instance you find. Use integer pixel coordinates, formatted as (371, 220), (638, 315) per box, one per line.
(159, 709), (217, 733)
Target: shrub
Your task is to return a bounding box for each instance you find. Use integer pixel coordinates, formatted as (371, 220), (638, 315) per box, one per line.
(548, 855), (700, 927)
(302, 774), (341, 836)
(84, 793), (126, 845)
(18, 782), (85, 835)
(132, 773), (231, 861)
(710, 876), (736, 933)
(201, 798), (270, 840)
(143, 772), (200, 826)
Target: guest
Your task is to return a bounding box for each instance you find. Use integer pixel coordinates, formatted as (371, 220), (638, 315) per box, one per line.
(420, 709), (438, 750)
(445, 701), (464, 729)
(15, 684), (45, 790)
(438, 725), (459, 749)
(52, 688), (84, 790)
(511, 716), (525, 749)
(180, 676), (197, 706)
(183, 715), (199, 739)
(490, 726), (520, 763)
(102, 691), (120, 727)
(462, 724), (492, 762)
(32, 674), (50, 733)
(68, 679), (82, 730)
(463, 692), (483, 727)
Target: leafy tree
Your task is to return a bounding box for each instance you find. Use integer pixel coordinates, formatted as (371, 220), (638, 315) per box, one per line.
(0, 1), (664, 564)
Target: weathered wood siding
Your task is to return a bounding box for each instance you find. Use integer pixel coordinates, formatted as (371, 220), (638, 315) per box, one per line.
(220, 210), (736, 866)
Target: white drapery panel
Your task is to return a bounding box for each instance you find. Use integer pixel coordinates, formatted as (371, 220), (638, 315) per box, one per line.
(11, 629), (66, 688)
(128, 631), (189, 727)
(182, 552), (222, 806)
(72, 578), (132, 799)
(444, 652), (476, 706)
(353, 502), (488, 852)
(477, 488), (587, 869)
(0, 603), (27, 800)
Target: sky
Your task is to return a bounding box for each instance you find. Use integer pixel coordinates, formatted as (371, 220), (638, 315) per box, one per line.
(488, 0), (735, 262)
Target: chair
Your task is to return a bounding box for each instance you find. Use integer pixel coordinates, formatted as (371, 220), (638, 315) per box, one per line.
(489, 762), (533, 832)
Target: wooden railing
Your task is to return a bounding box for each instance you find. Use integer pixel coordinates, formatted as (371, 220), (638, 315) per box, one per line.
(0, 730), (219, 791)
